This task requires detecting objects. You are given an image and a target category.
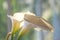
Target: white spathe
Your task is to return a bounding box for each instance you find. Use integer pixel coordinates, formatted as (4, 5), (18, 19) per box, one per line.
(7, 11), (41, 31)
(13, 11), (35, 21)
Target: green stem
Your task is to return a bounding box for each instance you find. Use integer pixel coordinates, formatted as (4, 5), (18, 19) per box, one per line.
(11, 33), (14, 40)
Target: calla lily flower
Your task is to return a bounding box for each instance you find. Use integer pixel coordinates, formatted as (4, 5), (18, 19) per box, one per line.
(7, 11), (54, 40)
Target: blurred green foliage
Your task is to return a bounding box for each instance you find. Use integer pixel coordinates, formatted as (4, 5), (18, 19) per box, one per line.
(0, 0), (7, 40)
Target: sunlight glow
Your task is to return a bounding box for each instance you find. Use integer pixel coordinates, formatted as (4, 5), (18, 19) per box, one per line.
(42, 9), (52, 20)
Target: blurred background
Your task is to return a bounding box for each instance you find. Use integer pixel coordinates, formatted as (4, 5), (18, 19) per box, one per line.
(0, 0), (60, 40)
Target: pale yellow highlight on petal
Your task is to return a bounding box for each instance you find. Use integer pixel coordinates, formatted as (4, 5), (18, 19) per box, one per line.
(34, 27), (41, 31)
